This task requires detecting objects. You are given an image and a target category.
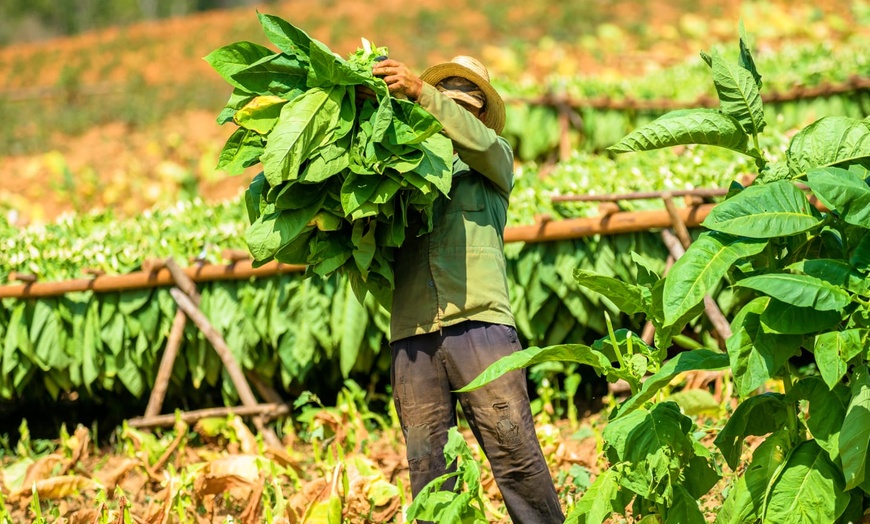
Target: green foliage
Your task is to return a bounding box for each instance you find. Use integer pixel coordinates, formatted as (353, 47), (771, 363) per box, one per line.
(469, 25), (870, 523)
(405, 427), (488, 524)
(207, 13), (455, 306)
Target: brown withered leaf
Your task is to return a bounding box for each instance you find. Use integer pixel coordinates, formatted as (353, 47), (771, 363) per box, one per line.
(67, 507), (101, 524)
(92, 456), (139, 493)
(143, 485), (173, 524)
(20, 454), (65, 491)
(193, 454), (261, 498)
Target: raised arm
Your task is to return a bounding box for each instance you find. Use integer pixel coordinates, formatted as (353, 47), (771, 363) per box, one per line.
(372, 59), (514, 196)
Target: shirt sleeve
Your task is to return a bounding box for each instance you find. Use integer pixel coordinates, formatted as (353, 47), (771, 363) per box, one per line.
(416, 82), (514, 197)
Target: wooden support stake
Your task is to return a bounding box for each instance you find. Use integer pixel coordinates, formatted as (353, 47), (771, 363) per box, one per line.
(143, 257), (202, 419)
(662, 193), (693, 250)
(143, 309), (187, 419)
(165, 257), (200, 304)
(128, 403), (289, 429)
(169, 287), (283, 448)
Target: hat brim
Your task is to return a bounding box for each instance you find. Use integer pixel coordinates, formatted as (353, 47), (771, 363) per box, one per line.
(420, 63), (506, 135)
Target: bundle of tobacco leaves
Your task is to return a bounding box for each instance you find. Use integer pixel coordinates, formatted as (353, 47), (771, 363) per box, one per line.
(206, 13), (453, 306)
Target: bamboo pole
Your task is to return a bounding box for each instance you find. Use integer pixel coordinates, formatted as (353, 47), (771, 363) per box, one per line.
(552, 188), (729, 203)
(503, 204), (714, 244)
(0, 260), (305, 299)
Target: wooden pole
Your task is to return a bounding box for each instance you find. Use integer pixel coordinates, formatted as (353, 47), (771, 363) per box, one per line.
(128, 403), (289, 429)
(662, 193), (694, 250)
(504, 204), (714, 244)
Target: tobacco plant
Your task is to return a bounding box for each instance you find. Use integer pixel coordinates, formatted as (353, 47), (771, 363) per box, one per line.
(464, 25), (870, 523)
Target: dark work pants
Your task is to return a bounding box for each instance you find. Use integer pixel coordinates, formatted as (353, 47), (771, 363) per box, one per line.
(391, 320), (565, 524)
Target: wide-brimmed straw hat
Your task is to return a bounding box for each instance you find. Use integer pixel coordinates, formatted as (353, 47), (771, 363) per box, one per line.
(420, 56), (506, 135)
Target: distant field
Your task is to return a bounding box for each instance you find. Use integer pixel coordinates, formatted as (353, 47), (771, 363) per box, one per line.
(0, 0), (864, 223)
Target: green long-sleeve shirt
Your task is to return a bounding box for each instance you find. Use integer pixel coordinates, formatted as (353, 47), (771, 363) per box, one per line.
(389, 82), (515, 342)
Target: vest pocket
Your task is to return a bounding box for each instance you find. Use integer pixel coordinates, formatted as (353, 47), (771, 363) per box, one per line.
(446, 177), (485, 213)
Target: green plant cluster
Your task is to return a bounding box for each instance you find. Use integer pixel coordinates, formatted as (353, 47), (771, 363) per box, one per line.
(465, 26), (870, 523)
(0, 229), (700, 403)
(206, 13), (456, 306)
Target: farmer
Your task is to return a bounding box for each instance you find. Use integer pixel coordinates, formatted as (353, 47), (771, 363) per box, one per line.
(371, 56), (565, 523)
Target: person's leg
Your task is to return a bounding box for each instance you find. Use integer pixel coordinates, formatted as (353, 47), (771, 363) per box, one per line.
(442, 321), (565, 524)
(391, 332), (458, 498)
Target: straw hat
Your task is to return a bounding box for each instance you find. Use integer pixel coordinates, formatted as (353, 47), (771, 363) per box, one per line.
(420, 56), (506, 135)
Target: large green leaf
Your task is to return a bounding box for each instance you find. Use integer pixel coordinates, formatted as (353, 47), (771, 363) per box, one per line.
(702, 181), (822, 237)
(737, 21), (763, 89)
(390, 98), (444, 145)
(760, 298), (843, 335)
(331, 280), (368, 378)
(573, 269), (651, 316)
(710, 48), (766, 136)
(231, 53), (308, 97)
(563, 468), (623, 524)
(607, 109), (749, 155)
(787, 117), (870, 177)
(413, 135), (454, 197)
(256, 12), (317, 60)
(727, 297), (802, 398)
(217, 128), (266, 175)
(662, 232), (766, 326)
(736, 273), (852, 311)
(714, 393), (789, 469)
(244, 202), (322, 261)
(716, 430), (791, 524)
(788, 376), (850, 461)
(788, 258), (869, 296)
(458, 344), (610, 392)
(839, 364), (870, 490)
(260, 87), (343, 185)
(764, 440), (850, 524)
(814, 330), (869, 389)
(664, 485), (707, 524)
(611, 349), (730, 419)
(806, 167), (870, 227)
(203, 41), (275, 91)
(307, 41), (368, 87)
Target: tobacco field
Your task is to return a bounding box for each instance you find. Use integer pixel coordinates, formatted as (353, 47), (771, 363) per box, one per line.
(1, 0), (870, 522)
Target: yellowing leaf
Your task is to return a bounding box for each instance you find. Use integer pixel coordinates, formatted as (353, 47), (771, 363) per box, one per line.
(15, 475), (96, 500)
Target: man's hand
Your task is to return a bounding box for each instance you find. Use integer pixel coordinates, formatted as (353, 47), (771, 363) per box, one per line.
(372, 59), (423, 100)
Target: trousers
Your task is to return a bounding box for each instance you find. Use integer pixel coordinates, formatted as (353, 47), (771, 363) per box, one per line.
(391, 320), (565, 523)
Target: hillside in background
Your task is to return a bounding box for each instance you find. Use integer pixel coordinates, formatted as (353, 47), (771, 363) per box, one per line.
(1, 0), (865, 223)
